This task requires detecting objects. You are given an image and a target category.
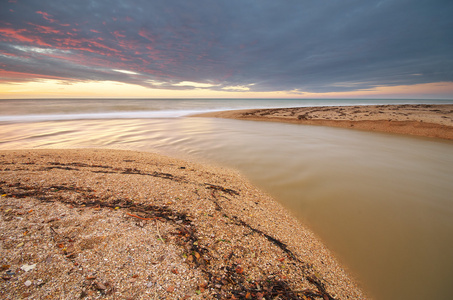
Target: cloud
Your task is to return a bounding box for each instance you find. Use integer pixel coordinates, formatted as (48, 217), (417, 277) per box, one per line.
(0, 0), (452, 94)
(173, 81), (217, 88)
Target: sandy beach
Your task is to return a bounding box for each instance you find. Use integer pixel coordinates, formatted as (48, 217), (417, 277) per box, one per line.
(0, 149), (367, 299)
(196, 104), (453, 140)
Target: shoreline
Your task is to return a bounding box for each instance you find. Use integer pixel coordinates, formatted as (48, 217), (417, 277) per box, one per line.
(194, 104), (453, 140)
(0, 149), (367, 299)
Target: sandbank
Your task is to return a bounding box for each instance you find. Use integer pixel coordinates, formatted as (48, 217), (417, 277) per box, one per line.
(0, 149), (367, 299)
(195, 104), (453, 140)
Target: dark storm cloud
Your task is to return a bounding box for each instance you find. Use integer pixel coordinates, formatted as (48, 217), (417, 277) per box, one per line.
(1, 0), (452, 93)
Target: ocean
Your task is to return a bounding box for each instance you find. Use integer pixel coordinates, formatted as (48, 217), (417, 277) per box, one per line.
(1, 98), (453, 300)
(2, 98), (452, 122)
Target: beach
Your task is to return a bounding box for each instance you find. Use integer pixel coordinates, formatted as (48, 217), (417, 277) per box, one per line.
(1, 100), (453, 299)
(0, 149), (367, 299)
(196, 104), (453, 140)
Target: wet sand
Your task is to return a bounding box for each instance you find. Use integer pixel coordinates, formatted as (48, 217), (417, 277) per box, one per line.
(196, 104), (453, 140)
(0, 149), (367, 299)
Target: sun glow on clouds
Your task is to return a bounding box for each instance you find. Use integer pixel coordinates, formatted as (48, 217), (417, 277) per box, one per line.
(222, 85), (254, 91)
(173, 81), (217, 88)
(113, 69), (140, 75)
(0, 80), (290, 98)
(1, 80), (453, 99)
(13, 45), (69, 55)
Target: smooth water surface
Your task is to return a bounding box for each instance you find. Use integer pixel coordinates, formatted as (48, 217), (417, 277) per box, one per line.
(1, 99), (453, 299)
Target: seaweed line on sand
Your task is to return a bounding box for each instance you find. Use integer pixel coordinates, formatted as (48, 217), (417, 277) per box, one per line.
(1, 158), (338, 299)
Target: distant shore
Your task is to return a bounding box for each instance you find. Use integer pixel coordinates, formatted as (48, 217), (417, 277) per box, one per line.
(195, 104), (453, 140)
(0, 149), (367, 299)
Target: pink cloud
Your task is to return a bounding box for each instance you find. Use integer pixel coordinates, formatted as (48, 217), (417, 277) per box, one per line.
(0, 50), (18, 57)
(49, 36), (121, 57)
(36, 11), (56, 23)
(29, 23), (62, 34)
(88, 40), (120, 53)
(145, 45), (163, 60)
(0, 27), (52, 47)
(139, 28), (157, 43)
(0, 69), (68, 82)
(113, 31), (126, 38)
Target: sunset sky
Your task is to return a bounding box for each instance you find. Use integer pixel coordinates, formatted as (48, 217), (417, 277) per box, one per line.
(1, 0), (453, 99)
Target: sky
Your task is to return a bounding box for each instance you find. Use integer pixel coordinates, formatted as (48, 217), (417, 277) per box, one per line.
(1, 0), (453, 99)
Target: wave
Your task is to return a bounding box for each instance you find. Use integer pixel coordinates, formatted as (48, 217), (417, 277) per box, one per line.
(0, 109), (222, 123)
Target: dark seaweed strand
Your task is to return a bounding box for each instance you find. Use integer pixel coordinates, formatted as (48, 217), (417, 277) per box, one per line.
(1, 162), (337, 299)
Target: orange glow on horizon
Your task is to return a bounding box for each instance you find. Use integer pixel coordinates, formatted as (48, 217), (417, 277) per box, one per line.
(0, 79), (452, 99)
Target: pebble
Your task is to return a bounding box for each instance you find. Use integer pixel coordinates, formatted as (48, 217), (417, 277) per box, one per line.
(21, 264), (36, 272)
(146, 281), (153, 288)
(95, 281), (106, 290)
(24, 280), (32, 287)
(166, 285), (175, 292)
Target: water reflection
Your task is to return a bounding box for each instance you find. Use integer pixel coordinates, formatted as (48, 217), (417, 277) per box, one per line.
(1, 117), (453, 299)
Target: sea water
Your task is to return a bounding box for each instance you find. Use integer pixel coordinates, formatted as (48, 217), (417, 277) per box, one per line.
(1, 98), (453, 300)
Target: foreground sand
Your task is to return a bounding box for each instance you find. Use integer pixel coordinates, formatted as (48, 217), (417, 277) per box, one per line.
(196, 104), (453, 140)
(0, 149), (366, 299)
